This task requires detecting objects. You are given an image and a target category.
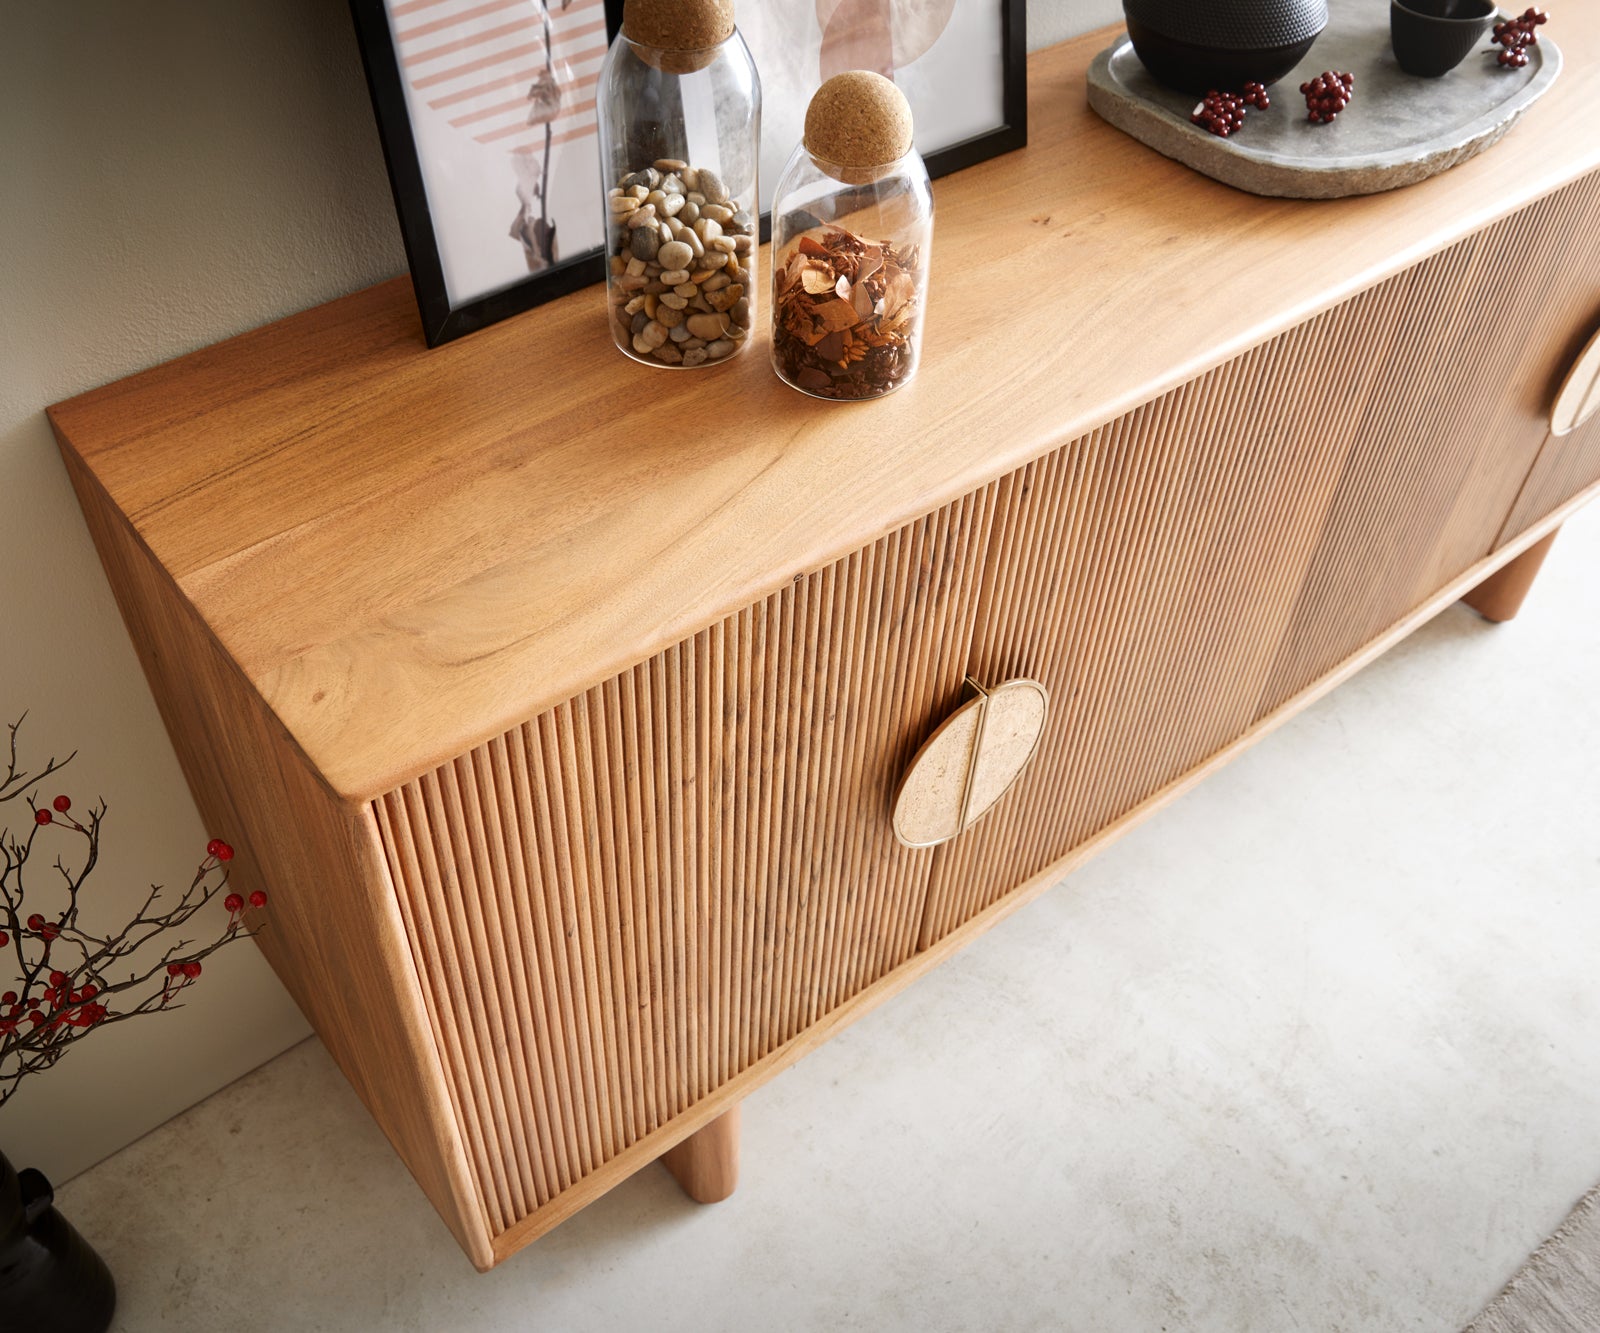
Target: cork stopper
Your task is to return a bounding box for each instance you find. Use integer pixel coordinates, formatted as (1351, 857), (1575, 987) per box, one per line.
(622, 0), (735, 50)
(804, 71), (914, 170)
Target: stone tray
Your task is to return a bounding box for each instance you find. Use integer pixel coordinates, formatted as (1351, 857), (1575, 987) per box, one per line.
(1087, 1), (1562, 199)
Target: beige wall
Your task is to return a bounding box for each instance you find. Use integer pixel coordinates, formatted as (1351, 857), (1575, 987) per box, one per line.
(0, 0), (1122, 1183)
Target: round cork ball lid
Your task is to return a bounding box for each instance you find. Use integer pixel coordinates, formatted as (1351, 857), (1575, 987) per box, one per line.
(622, 0), (735, 50)
(804, 71), (914, 169)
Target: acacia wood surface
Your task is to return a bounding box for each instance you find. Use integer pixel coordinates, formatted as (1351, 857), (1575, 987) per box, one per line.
(369, 170), (1600, 1249)
(45, 14), (1600, 802)
(476, 473), (1595, 1264)
(371, 496), (995, 1227)
(659, 1105), (740, 1205)
(1463, 529), (1561, 622)
(57, 454), (495, 1270)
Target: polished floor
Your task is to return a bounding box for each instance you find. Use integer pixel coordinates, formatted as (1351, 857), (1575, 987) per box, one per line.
(60, 511), (1600, 1332)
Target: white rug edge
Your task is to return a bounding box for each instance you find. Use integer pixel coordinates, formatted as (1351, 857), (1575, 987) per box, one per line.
(1465, 1184), (1600, 1332)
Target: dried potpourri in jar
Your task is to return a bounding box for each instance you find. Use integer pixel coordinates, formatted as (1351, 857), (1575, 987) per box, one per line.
(770, 71), (932, 401)
(773, 228), (922, 400)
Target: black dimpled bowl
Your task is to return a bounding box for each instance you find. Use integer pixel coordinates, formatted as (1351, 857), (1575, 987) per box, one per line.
(1123, 0), (1329, 95)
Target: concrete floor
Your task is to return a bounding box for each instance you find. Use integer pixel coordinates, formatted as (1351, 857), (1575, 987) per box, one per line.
(59, 510), (1600, 1333)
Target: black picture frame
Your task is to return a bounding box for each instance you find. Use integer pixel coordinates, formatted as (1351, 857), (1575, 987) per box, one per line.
(347, 0), (625, 347)
(920, 0), (1027, 185)
(349, 0), (1023, 347)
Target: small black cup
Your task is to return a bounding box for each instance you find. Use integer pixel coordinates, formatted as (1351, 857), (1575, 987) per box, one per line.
(1391, 0), (1498, 78)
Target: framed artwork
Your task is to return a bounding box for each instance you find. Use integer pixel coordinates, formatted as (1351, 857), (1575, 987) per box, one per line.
(348, 0), (623, 346)
(739, 0), (1027, 213)
(349, 0), (1024, 346)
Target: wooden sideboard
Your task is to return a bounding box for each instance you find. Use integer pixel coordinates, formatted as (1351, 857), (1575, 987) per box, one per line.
(48, 21), (1600, 1271)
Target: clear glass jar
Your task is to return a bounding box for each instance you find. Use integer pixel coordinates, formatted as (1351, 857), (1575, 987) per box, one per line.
(769, 145), (932, 401)
(597, 23), (760, 368)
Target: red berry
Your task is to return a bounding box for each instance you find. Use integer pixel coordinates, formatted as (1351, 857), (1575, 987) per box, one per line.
(0, 992), (13, 1006)
(167, 963), (184, 977)
(0, 1020), (14, 1034)
(39, 923), (59, 942)
(48, 970), (66, 987)
(34, 809), (51, 826)
(183, 962), (202, 979)
(0, 930), (8, 947)
(52, 795), (71, 813)
(26, 998), (40, 1010)
(224, 893), (244, 913)
(1191, 89), (1249, 138)
(216, 842), (234, 862)
(248, 890), (267, 909)
(80, 984), (97, 1000)
(28, 1012), (45, 1027)
(26, 914), (43, 932)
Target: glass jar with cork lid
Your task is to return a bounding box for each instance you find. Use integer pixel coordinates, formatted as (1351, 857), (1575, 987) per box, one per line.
(770, 72), (932, 401)
(597, 0), (760, 369)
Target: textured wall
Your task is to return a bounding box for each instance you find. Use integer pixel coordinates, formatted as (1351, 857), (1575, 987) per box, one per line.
(0, 0), (1121, 1182)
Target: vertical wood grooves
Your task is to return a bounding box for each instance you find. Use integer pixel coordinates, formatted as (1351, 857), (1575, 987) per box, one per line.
(374, 491), (995, 1236)
(923, 173), (1600, 942)
(368, 173), (1600, 1250)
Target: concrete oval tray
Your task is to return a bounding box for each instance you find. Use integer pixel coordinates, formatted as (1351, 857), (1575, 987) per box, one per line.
(1087, 2), (1562, 199)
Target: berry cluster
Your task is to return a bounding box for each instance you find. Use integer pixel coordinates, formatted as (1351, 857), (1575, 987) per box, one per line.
(1191, 90), (1248, 138)
(0, 974), (106, 1035)
(1492, 7), (1547, 68)
(1188, 82), (1274, 140)
(1301, 71), (1355, 124)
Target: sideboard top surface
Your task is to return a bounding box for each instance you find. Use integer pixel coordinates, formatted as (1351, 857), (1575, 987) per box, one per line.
(48, 17), (1600, 801)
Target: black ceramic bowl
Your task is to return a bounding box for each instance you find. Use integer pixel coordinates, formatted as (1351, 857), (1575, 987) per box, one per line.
(1391, 0), (1498, 78)
(1123, 0), (1329, 95)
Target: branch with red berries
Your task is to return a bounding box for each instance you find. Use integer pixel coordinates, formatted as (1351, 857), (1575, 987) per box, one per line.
(0, 716), (266, 1108)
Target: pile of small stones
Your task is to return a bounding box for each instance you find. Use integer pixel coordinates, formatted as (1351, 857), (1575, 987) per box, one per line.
(606, 158), (756, 367)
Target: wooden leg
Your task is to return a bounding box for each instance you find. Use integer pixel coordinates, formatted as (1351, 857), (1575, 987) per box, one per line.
(660, 1105), (740, 1204)
(1463, 529), (1561, 623)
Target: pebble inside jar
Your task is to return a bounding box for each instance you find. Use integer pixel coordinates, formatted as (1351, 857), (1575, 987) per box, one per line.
(598, 0), (760, 368)
(770, 72), (933, 401)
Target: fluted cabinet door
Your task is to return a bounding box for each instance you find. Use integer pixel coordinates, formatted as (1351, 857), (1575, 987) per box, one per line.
(1258, 171), (1600, 715)
(371, 489), (996, 1243)
(920, 172), (1600, 945)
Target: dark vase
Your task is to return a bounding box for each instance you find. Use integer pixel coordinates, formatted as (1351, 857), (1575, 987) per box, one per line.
(0, 1150), (115, 1333)
(1123, 0), (1329, 94)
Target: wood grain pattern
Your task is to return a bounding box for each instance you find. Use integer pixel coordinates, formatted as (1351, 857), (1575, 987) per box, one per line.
(918, 173), (1600, 942)
(475, 474), (1592, 1263)
(371, 494), (995, 1231)
(49, 22), (1600, 1277)
(1501, 346), (1600, 543)
(1463, 529), (1561, 623)
(45, 13), (1600, 801)
(659, 1106), (740, 1205)
(55, 454), (495, 1271)
(372, 175), (1597, 1251)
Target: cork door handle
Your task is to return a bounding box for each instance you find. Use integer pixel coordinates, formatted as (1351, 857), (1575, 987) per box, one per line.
(1552, 323), (1600, 436)
(892, 677), (1049, 849)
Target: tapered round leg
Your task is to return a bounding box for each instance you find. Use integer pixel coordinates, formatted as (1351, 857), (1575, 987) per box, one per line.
(660, 1105), (740, 1204)
(1463, 529), (1560, 623)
